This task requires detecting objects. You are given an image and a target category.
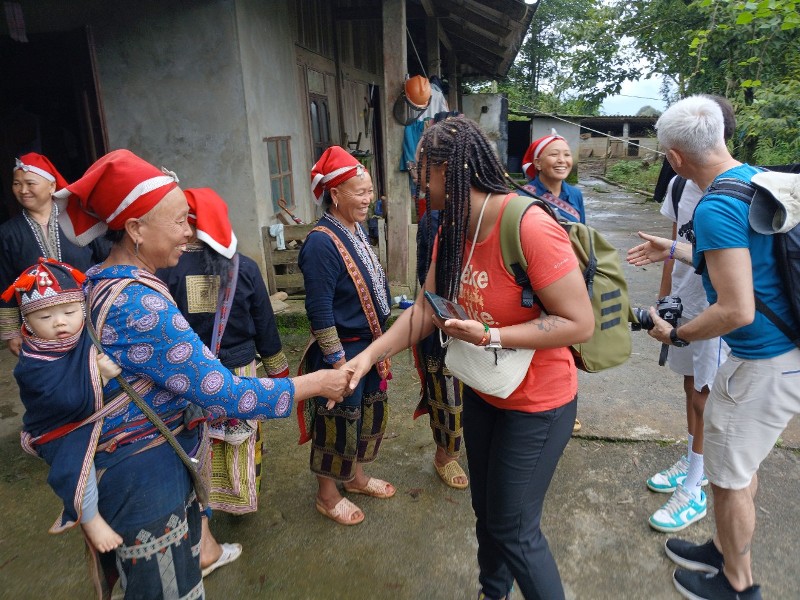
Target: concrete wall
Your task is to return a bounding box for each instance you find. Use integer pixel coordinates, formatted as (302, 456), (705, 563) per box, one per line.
(11, 0), (306, 273)
(462, 93), (508, 166)
(530, 117), (581, 160)
(580, 136), (660, 158)
(90, 0), (258, 265)
(235, 0), (313, 256)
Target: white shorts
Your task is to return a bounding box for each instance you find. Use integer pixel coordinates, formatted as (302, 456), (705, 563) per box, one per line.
(704, 348), (800, 489)
(667, 319), (729, 391)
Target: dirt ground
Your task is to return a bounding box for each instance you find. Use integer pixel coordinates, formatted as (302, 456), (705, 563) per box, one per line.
(1, 174), (798, 599)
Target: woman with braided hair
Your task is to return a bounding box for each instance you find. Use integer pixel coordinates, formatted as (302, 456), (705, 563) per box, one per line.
(345, 116), (594, 599)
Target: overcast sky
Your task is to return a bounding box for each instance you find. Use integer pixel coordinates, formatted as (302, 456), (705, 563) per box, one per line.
(600, 75), (668, 116)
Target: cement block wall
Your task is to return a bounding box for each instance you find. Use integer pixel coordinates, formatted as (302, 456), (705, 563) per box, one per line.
(462, 94), (508, 166)
(11, 0), (311, 275)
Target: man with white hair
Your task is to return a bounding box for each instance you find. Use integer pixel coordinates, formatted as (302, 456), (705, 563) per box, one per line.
(644, 95), (799, 600)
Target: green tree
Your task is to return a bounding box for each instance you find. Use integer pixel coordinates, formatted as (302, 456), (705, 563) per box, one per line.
(559, 0), (799, 162)
(467, 0), (599, 115)
(685, 0), (800, 161)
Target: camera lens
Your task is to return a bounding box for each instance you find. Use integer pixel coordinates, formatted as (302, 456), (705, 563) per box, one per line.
(630, 307), (654, 331)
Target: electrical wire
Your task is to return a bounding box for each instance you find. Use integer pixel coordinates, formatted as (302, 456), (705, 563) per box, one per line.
(406, 26), (428, 79)
(507, 98), (666, 156)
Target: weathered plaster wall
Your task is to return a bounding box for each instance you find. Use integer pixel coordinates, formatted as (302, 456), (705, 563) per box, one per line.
(530, 117), (582, 160)
(235, 0), (312, 232)
(462, 93), (508, 166)
(12, 0), (288, 272)
(90, 1), (263, 263)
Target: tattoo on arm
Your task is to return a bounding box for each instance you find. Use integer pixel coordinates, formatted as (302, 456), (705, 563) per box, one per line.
(739, 543), (751, 556)
(677, 254), (693, 266)
(535, 315), (566, 332)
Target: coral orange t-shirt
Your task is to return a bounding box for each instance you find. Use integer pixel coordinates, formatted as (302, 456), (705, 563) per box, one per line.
(433, 193), (579, 412)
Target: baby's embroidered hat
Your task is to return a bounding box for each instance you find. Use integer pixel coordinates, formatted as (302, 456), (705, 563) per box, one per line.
(1, 258), (86, 316)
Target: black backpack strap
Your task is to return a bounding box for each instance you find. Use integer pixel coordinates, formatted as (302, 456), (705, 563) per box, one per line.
(692, 178), (758, 275)
(755, 296), (800, 348)
(695, 178), (799, 347)
(582, 226), (597, 299)
(671, 176), (687, 219)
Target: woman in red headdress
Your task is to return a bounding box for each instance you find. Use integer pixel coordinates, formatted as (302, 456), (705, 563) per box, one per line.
(0, 153), (109, 356)
(520, 132), (586, 225)
(54, 150), (351, 599)
(298, 145), (394, 526)
(157, 187), (290, 574)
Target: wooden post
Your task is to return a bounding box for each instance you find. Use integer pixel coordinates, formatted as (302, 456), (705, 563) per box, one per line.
(382, 0), (410, 287)
(603, 131), (611, 176)
(426, 17), (441, 77)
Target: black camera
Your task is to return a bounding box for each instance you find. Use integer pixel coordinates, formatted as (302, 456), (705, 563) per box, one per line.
(631, 295), (683, 331)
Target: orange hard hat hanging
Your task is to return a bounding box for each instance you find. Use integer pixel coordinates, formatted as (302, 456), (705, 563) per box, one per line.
(404, 75), (431, 110)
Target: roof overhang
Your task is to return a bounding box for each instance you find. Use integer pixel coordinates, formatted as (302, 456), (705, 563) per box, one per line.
(411, 0), (537, 79)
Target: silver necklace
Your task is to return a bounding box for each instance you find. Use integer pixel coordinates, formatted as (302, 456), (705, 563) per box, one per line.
(23, 202), (62, 260)
(323, 212), (390, 316)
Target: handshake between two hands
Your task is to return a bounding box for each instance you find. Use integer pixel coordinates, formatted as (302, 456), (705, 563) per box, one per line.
(321, 354), (373, 409)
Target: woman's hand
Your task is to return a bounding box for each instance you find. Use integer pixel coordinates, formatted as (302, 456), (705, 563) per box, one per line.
(435, 317), (486, 346)
(315, 368), (351, 401)
(627, 231), (673, 266)
(292, 369), (352, 404)
(325, 358), (348, 408)
(342, 350), (380, 393)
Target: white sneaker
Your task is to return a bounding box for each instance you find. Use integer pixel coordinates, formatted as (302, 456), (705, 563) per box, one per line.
(647, 455), (708, 493)
(649, 484), (707, 532)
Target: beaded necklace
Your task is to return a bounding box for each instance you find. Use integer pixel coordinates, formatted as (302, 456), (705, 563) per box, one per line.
(23, 202), (62, 260)
(323, 212), (390, 317)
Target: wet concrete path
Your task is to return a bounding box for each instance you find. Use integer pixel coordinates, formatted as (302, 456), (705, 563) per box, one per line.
(1, 178), (798, 599)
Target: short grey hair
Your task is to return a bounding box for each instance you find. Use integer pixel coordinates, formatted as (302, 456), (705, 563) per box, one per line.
(656, 95), (726, 162)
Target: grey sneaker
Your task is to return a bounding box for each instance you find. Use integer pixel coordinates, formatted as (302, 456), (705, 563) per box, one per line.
(665, 538), (724, 575)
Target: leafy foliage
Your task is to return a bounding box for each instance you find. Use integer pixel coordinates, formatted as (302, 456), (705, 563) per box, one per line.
(735, 80), (800, 164)
(466, 0), (600, 115)
(604, 160), (663, 191)
(465, 0), (799, 162)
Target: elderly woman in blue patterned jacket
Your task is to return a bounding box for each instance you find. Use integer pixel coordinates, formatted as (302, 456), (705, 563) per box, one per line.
(54, 149), (350, 600)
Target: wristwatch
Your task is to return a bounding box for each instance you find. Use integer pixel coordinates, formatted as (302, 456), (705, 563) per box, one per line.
(670, 327), (690, 347)
(485, 328), (502, 350)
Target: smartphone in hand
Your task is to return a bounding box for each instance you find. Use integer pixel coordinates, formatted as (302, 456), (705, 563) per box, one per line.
(424, 291), (469, 321)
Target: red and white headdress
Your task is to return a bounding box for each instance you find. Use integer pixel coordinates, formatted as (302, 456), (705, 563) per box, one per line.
(53, 149), (179, 246)
(1, 258), (86, 316)
(310, 146), (364, 204)
(14, 152), (69, 191)
(521, 129), (565, 180)
(184, 188), (238, 259)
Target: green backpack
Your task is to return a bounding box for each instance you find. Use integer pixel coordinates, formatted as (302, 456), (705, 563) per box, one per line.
(499, 195), (633, 373)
